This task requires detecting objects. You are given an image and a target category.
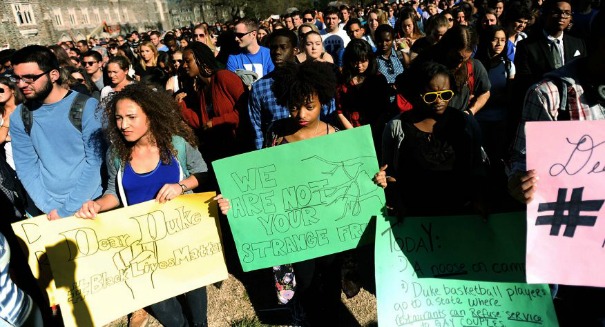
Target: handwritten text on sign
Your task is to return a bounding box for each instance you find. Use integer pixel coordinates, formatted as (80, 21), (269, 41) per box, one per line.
(376, 214), (558, 327)
(43, 193), (228, 327)
(526, 121), (605, 287)
(213, 126), (385, 271)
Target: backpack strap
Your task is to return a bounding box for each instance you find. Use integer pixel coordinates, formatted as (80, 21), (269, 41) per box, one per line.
(20, 103), (33, 135)
(69, 92), (90, 133)
(466, 60), (475, 95)
(20, 92), (90, 135)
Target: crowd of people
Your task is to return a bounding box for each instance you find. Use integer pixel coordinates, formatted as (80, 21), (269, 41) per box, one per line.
(1, 0), (605, 325)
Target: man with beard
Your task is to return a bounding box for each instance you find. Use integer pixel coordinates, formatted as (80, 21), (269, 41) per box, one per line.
(247, 29), (336, 149)
(9, 45), (103, 220)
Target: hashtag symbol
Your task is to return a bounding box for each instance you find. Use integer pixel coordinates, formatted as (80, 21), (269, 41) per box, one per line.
(536, 187), (603, 237)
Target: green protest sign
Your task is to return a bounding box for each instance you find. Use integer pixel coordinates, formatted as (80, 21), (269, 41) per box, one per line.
(213, 126), (385, 271)
(376, 214), (558, 327)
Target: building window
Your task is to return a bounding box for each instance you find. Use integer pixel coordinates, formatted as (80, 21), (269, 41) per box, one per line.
(68, 8), (76, 26)
(93, 8), (100, 23)
(104, 8), (110, 23)
(12, 3), (36, 26)
(53, 8), (63, 26)
(81, 8), (89, 25)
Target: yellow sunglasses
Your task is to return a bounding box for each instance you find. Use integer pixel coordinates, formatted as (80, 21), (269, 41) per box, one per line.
(421, 90), (455, 104)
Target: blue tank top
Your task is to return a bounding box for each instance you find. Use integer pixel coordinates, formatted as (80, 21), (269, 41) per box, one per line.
(122, 156), (180, 205)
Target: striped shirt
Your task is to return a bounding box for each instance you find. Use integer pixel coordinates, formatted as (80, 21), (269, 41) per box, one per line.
(0, 233), (33, 326)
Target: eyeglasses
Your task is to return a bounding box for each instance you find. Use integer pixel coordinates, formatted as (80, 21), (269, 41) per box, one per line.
(171, 59), (183, 64)
(550, 9), (573, 17)
(0, 88), (5, 93)
(83, 61), (98, 66)
(234, 30), (254, 39)
(75, 78), (85, 83)
(194, 33), (205, 38)
(446, 17), (454, 22)
(304, 17), (314, 22)
(13, 70), (52, 84)
(421, 90), (454, 103)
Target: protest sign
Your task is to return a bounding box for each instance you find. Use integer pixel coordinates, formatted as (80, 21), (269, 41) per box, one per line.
(11, 216), (58, 306)
(376, 214), (558, 327)
(213, 126), (385, 271)
(42, 192), (227, 327)
(526, 121), (605, 287)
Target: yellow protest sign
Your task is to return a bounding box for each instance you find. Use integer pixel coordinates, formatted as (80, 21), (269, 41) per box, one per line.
(11, 216), (59, 306)
(42, 192), (227, 327)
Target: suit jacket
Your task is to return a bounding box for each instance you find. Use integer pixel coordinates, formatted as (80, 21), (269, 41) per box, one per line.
(514, 32), (586, 89)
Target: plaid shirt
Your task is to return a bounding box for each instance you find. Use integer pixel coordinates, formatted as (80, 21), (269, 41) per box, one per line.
(510, 60), (605, 174)
(376, 50), (404, 84)
(248, 74), (336, 149)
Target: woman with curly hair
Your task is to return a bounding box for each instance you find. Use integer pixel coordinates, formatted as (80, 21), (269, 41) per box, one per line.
(74, 83), (209, 327)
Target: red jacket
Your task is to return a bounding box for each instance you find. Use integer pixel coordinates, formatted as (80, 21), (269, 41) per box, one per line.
(180, 69), (246, 130)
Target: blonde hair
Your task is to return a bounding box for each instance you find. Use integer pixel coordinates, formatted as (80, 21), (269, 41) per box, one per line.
(194, 24), (217, 52)
(139, 41), (158, 70)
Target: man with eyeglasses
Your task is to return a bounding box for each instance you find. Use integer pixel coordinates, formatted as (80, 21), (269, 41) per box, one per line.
(227, 18), (274, 80)
(9, 45), (103, 220)
(303, 9), (325, 30)
(514, 0), (586, 92)
(508, 12), (605, 324)
(81, 50), (106, 92)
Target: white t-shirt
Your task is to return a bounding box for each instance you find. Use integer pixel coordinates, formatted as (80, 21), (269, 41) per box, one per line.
(320, 29), (351, 59)
(0, 117), (14, 170)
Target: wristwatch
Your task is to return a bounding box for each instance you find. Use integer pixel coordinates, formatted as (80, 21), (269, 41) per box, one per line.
(179, 183), (187, 194)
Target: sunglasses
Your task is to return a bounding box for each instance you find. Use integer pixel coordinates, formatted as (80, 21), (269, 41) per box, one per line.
(234, 30), (254, 39)
(83, 61), (98, 66)
(75, 78), (85, 83)
(446, 17), (454, 22)
(0, 88), (5, 93)
(421, 90), (454, 104)
(171, 59), (183, 64)
(13, 70), (52, 84)
(194, 33), (205, 38)
(303, 18), (314, 22)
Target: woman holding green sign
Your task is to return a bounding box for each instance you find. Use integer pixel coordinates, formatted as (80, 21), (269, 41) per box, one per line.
(74, 84), (210, 327)
(216, 60), (388, 326)
(380, 60), (486, 216)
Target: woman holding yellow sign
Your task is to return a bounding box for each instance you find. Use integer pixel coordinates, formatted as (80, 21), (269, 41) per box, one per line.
(75, 83), (209, 327)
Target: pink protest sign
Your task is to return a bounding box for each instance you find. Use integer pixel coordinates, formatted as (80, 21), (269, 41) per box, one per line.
(526, 120), (605, 287)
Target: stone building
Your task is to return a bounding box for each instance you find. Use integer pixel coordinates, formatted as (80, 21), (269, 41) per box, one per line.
(0, 0), (231, 49)
(0, 0), (165, 49)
